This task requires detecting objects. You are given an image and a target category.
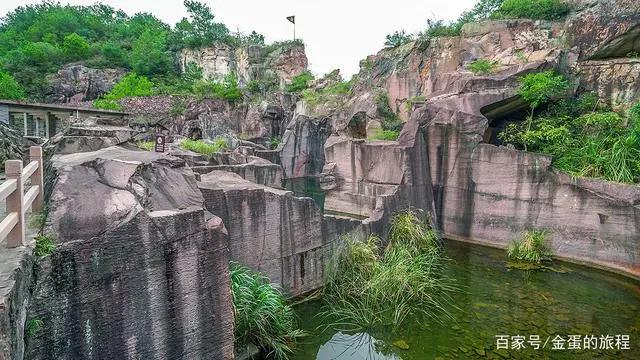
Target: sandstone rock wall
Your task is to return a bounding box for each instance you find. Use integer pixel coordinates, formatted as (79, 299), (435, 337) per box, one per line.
(199, 171), (362, 296)
(24, 148), (235, 360)
(45, 64), (126, 103)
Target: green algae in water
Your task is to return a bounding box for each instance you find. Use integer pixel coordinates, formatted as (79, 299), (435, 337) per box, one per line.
(293, 240), (640, 359)
(282, 177), (325, 211)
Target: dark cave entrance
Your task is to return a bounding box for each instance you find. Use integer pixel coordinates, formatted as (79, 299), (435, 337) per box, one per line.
(480, 95), (530, 145)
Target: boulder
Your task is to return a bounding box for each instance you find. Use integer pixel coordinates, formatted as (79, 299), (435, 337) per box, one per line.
(45, 64), (126, 103)
(25, 146), (235, 359)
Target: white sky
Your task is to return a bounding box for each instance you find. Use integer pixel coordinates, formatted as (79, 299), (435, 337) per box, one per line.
(0, 0), (475, 77)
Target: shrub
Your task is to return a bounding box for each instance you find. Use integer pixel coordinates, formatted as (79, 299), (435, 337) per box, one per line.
(368, 129), (400, 141)
(322, 210), (456, 331)
(376, 92), (403, 132)
(268, 137), (281, 150)
(384, 30), (414, 48)
(499, 96), (640, 183)
(507, 229), (553, 263)
(230, 262), (304, 359)
(192, 73), (242, 102)
(170, 100), (187, 117)
(181, 138), (228, 155)
(286, 71), (314, 93)
(106, 73), (154, 100)
(497, 0), (571, 20)
(468, 59), (498, 75)
(0, 72), (26, 100)
(34, 234), (56, 257)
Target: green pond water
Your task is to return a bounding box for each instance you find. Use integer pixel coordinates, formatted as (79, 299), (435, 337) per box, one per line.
(292, 240), (640, 360)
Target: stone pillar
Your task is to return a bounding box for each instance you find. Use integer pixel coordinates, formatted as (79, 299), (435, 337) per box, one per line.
(29, 146), (44, 212)
(6, 160), (24, 248)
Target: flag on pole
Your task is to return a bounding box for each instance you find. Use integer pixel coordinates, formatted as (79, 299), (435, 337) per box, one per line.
(286, 15), (295, 24)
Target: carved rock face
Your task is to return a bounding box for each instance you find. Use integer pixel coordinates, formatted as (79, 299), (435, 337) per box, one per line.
(45, 64), (126, 103)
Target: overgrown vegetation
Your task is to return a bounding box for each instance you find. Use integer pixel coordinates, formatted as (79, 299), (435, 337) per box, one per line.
(94, 73), (154, 110)
(180, 138), (229, 155)
(0, 71), (26, 99)
(321, 210), (456, 331)
(468, 59), (498, 75)
(301, 78), (353, 106)
(286, 71), (314, 93)
(374, 92), (402, 140)
(192, 73), (243, 102)
(0, 1), (264, 99)
(497, 0), (570, 20)
(507, 229), (553, 263)
(230, 262), (304, 360)
(499, 69), (640, 183)
(34, 234), (56, 257)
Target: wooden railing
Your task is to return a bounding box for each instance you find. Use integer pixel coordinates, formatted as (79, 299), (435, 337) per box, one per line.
(0, 146), (44, 248)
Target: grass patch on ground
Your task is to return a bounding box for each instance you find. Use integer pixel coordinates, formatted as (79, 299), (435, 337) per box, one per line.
(34, 234), (56, 258)
(135, 141), (154, 151)
(180, 138), (229, 155)
(321, 210), (456, 332)
(507, 229), (553, 263)
(231, 262), (304, 360)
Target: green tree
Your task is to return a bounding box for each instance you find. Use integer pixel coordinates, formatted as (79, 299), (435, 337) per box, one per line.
(131, 29), (173, 76)
(519, 70), (569, 118)
(62, 33), (90, 61)
(384, 30), (414, 48)
(0, 72), (26, 99)
(174, 0), (232, 48)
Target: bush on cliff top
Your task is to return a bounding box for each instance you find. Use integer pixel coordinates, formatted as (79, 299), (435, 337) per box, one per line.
(286, 71), (314, 93)
(180, 138), (229, 155)
(321, 210), (456, 331)
(231, 262), (304, 359)
(497, 0), (571, 20)
(500, 83), (640, 184)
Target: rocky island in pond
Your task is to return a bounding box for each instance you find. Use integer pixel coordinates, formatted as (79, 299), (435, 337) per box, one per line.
(0, 0), (638, 359)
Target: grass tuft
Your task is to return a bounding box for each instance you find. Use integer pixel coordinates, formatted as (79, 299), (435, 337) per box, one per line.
(34, 234), (56, 258)
(321, 210), (456, 332)
(135, 141), (154, 151)
(26, 318), (43, 338)
(230, 262), (304, 360)
(507, 229), (553, 263)
(468, 59), (498, 75)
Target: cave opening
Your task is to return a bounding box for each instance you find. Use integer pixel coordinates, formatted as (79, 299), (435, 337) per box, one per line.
(479, 95), (530, 145)
(590, 24), (640, 60)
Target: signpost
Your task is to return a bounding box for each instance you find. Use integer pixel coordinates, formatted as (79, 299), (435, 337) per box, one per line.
(154, 134), (166, 153)
(287, 15), (295, 40)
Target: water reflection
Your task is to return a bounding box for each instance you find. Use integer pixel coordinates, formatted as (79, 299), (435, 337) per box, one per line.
(317, 332), (400, 360)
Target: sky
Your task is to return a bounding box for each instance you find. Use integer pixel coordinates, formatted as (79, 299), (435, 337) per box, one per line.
(0, 0), (476, 77)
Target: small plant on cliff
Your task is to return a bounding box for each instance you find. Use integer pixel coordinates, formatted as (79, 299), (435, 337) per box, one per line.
(286, 71), (314, 93)
(268, 137), (281, 150)
(321, 210), (456, 331)
(192, 73), (243, 103)
(507, 229), (553, 263)
(376, 92), (403, 133)
(34, 234), (56, 258)
(231, 262), (304, 360)
(25, 318), (43, 338)
(384, 30), (414, 48)
(468, 59), (499, 75)
(94, 73), (154, 110)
